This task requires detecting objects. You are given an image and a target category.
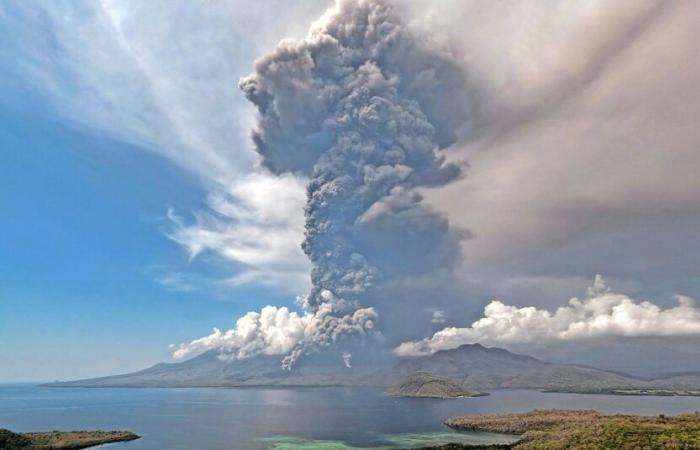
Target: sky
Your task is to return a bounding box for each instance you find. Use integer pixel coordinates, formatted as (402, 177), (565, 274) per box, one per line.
(1, 0), (699, 382)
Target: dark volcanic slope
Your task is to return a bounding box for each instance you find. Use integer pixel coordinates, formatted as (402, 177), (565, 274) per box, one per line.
(381, 344), (640, 391)
(50, 350), (380, 388)
(50, 343), (687, 391)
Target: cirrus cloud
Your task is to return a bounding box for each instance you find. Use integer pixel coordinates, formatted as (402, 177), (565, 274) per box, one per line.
(166, 172), (310, 294)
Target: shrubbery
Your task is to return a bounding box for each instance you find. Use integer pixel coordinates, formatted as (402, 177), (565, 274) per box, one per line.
(0, 429), (32, 450)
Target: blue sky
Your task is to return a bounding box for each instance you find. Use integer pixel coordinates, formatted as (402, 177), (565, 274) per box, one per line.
(2, 0), (700, 381)
(0, 0), (328, 381)
(0, 105), (296, 381)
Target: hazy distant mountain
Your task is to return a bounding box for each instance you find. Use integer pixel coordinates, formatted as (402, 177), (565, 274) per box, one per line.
(49, 349), (379, 388)
(49, 343), (695, 391)
(378, 344), (641, 391)
(648, 372), (700, 389)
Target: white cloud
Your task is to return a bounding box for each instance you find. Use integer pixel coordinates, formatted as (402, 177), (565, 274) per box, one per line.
(155, 273), (197, 292)
(396, 275), (700, 357)
(173, 305), (308, 360)
(342, 352), (352, 368)
(173, 301), (377, 365)
(167, 172), (310, 294)
(431, 310), (446, 324)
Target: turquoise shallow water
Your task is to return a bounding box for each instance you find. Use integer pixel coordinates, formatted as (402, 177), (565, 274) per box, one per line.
(260, 431), (520, 449)
(1, 385), (700, 450)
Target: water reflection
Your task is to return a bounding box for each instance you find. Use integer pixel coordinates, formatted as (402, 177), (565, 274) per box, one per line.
(1, 385), (699, 450)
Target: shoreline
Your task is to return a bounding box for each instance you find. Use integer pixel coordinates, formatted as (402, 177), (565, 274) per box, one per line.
(542, 388), (700, 397)
(44, 383), (700, 399)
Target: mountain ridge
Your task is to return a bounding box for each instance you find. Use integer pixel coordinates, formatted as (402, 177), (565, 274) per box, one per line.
(47, 343), (700, 392)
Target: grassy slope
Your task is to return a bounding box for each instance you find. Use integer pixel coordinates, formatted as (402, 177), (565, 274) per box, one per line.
(444, 409), (700, 449)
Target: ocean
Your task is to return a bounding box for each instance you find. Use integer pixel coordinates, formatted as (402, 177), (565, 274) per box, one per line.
(1, 384), (699, 449)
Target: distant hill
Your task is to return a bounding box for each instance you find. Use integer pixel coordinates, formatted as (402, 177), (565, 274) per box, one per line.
(649, 372), (700, 390)
(48, 343), (699, 392)
(386, 372), (485, 398)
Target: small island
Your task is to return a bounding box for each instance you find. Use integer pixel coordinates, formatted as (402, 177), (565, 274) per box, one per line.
(0, 429), (139, 450)
(386, 372), (487, 399)
(436, 409), (700, 449)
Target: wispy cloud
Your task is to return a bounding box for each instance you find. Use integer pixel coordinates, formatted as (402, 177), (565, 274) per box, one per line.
(155, 272), (198, 293)
(166, 172), (310, 295)
(0, 1), (333, 296)
(431, 310), (446, 324)
(1, 0), (329, 184)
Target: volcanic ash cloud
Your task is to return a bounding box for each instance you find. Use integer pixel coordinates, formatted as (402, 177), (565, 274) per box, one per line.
(240, 0), (470, 365)
(176, 0), (470, 367)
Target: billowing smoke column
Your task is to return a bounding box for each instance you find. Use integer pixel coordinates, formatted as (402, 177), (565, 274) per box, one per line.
(240, 0), (469, 368)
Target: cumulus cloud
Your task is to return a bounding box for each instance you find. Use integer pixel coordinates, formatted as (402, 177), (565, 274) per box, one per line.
(173, 302), (377, 369)
(396, 275), (700, 357)
(173, 306), (306, 360)
(166, 172), (310, 294)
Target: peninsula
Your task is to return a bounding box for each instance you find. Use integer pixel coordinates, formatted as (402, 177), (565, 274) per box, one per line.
(0, 429), (139, 450)
(440, 409), (700, 449)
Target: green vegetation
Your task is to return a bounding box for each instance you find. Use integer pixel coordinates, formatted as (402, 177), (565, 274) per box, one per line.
(0, 429), (33, 450)
(0, 429), (139, 450)
(444, 409), (700, 449)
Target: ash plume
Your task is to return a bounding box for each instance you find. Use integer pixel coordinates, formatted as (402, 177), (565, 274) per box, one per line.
(238, 0), (470, 367)
(175, 0), (470, 368)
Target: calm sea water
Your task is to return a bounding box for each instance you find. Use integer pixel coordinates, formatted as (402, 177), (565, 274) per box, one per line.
(1, 384), (700, 449)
